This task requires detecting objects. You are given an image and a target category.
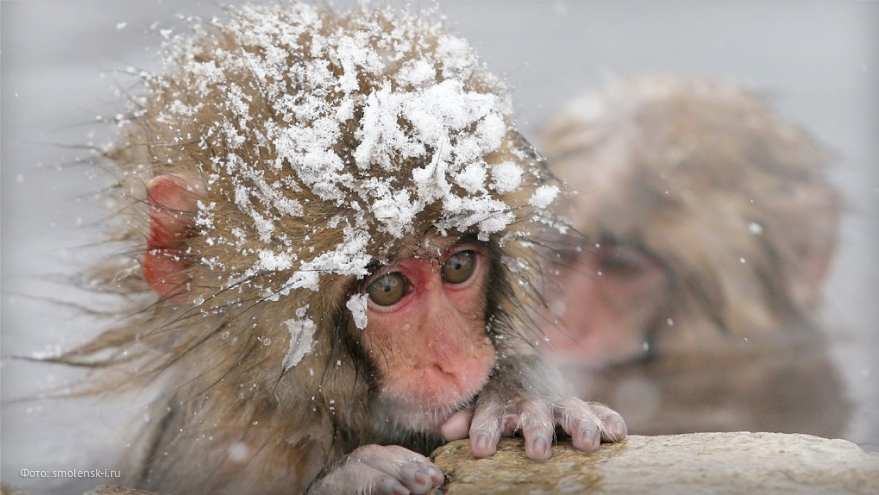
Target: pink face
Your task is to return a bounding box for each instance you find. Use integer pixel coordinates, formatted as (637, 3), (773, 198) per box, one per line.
(358, 240), (497, 432)
(544, 240), (667, 367)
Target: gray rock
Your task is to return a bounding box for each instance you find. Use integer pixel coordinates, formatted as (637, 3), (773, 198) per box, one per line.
(430, 433), (879, 494)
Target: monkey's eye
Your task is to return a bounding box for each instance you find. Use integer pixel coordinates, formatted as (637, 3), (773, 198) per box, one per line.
(595, 245), (649, 278)
(553, 248), (581, 268)
(442, 250), (476, 284)
(366, 272), (407, 306)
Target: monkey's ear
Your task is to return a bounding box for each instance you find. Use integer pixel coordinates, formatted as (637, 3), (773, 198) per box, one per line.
(143, 175), (204, 301)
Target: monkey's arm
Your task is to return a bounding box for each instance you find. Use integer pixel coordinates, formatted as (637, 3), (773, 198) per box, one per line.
(442, 354), (627, 460)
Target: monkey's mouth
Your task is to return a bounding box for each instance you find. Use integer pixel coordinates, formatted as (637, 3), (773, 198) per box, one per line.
(371, 347), (496, 434)
(374, 392), (478, 434)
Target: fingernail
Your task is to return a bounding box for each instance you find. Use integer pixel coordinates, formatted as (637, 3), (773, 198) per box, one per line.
(581, 426), (597, 446)
(413, 468), (429, 485)
(475, 433), (491, 452)
(532, 436), (549, 458)
(611, 420), (627, 440)
(425, 465), (444, 483)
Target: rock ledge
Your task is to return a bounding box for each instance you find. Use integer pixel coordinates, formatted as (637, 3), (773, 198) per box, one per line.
(430, 432), (879, 494)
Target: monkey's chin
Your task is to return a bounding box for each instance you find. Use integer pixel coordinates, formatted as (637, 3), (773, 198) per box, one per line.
(372, 396), (471, 435)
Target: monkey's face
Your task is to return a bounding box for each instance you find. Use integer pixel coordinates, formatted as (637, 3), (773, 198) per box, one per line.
(545, 238), (667, 367)
(355, 238), (496, 432)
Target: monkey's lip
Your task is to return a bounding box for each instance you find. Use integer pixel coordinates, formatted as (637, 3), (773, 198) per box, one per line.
(377, 392), (475, 434)
(396, 404), (467, 433)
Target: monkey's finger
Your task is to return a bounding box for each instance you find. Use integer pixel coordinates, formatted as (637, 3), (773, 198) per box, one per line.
(468, 400), (505, 458)
(552, 397), (603, 452)
(441, 409), (473, 441)
(594, 402), (628, 443)
(553, 398), (627, 452)
(515, 398), (555, 461)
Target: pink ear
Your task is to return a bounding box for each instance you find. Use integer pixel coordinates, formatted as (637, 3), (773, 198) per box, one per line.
(143, 175), (204, 300)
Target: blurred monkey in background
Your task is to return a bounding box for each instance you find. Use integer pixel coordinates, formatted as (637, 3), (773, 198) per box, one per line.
(539, 75), (850, 437)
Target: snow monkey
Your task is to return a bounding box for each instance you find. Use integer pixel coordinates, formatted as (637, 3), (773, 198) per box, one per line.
(540, 76), (849, 438)
(55, 3), (626, 495)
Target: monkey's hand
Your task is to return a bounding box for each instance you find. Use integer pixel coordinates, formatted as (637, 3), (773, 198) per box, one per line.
(441, 356), (627, 461)
(305, 444), (444, 495)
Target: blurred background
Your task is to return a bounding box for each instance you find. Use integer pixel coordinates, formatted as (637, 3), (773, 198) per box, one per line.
(2, 1), (876, 493)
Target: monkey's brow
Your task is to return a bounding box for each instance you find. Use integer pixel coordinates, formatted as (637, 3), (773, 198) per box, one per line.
(415, 233), (485, 255)
(550, 232), (664, 263)
(588, 235), (668, 269)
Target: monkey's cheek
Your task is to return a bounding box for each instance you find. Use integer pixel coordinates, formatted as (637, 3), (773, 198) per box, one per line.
(542, 325), (601, 365)
(547, 322), (647, 368)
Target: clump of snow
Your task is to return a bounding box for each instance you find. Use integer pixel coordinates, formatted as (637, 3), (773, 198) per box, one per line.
(456, 162), (487, 194)
(283, 306), (316, 370)
(346, 294), (369, 330)
(490, 162), (523, 193)
(528, 185), (560, 209)
(227, 443), (250, 463)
